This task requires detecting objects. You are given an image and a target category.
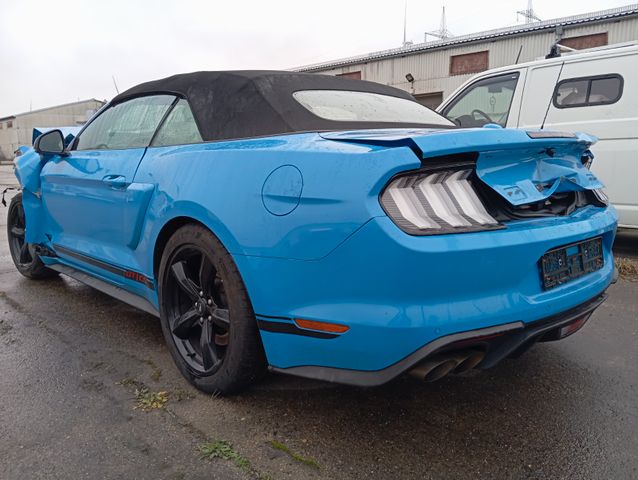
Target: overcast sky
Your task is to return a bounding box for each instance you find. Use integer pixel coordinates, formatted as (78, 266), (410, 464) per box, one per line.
(0, 0), (632, 117)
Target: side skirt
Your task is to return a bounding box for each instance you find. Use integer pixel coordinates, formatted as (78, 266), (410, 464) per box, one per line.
(48, 263), (160, 317)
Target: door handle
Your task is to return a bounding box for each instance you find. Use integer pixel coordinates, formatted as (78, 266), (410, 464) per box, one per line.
(102, 174), (128, 189)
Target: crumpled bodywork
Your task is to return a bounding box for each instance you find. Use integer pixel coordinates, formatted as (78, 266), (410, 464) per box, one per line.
(322, 127), (603, 207)
(13, 146), (48, 245)
(475, 132), (603, 205)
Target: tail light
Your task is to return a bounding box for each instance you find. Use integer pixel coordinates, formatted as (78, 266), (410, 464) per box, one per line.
(581, 150), (594, 169)
(380, 166), (501, 235)
(582, 150), (610, 205)
(593, 188), (609, 205)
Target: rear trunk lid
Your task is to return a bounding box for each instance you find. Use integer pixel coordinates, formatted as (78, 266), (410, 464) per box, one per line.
(320, 127), (603, 206)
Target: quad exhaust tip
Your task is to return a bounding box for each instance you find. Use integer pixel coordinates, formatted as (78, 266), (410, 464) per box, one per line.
(409, 349), (485, 382)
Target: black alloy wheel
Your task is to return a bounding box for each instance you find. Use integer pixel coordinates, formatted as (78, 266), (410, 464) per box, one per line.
(165, 246), (230, 375)
(158, 224), (266, 394)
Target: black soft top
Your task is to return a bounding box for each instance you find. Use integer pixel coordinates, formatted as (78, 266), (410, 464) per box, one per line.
(112, 70), (449, 141)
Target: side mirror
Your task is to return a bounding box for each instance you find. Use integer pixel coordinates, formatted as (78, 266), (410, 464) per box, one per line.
(34, 129), (66, 156)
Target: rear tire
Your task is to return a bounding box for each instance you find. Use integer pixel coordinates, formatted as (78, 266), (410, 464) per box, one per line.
(158, 224), (266, 395)
(7, 192), (58, 280)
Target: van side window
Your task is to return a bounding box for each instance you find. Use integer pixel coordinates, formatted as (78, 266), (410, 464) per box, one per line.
(441, 73), (519, 128)
(553, 74), (623, 108)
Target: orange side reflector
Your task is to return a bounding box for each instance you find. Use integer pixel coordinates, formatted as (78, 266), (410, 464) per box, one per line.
(293, 318), (350, 334)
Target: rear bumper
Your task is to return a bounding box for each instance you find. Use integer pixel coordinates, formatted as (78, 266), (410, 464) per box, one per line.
(270, 292), (608, 386)
(235, 204), (617, 376)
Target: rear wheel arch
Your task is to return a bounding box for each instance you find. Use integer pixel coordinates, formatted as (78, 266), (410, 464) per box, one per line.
(152, 216), (242, 286)
(153, 216), (200, 280)
(151, 203), (245, 280)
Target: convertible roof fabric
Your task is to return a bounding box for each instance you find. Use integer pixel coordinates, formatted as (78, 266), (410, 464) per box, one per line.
(112, 70), (450, 141)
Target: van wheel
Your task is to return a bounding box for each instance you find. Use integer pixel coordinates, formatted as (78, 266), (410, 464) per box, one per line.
(158, 224), (266, 395)
(7, 192), (58, 280)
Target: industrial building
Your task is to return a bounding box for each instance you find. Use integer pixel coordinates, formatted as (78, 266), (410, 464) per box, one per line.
(296, 5), (638, 109)
(0, 99), (104, 161)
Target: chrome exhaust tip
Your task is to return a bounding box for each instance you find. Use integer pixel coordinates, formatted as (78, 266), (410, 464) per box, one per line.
(409, 357), (458, 382)
(453, 350), (485, 374)
(409, 349), (486, 382)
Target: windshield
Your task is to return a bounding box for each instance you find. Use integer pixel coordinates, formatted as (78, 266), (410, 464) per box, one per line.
(293, 90), (454, 126)
(441, 73), (519, 128)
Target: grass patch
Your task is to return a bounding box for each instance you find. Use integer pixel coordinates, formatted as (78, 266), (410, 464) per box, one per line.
(199, 441), (251, 471)
(133, 388), (168, 411)
(616, 257), (638, 281)
(270, 440), (320, 469)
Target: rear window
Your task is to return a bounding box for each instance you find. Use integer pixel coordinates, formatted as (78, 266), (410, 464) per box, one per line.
(293, 90), (454, 126)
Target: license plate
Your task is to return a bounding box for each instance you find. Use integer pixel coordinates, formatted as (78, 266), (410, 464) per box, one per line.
(540, 237), (604, 290)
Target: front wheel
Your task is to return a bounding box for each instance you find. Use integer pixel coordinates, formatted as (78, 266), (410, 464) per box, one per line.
(7, 192), (58, 279)
(158, 224), (266, 395)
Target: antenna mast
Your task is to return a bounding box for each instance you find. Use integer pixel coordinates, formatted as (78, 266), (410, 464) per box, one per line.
(425, 6), (453, 42)
(402, 1), (412, 46)
(517, 0), (541, 23)
(112, 75), (120, 95)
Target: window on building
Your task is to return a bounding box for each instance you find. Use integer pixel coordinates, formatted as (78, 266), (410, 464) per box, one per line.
(336, 71), (362, 80)
(75, 95), (175, 150)
(6, 121), (13, 128)
(414, 92), (444, 110)
(152, 99), (203, 147)
(450, 51), (489, 76)
(441, 72), (519, 128)
(553, 74), (623, 108)
(560, 32), (608, 50)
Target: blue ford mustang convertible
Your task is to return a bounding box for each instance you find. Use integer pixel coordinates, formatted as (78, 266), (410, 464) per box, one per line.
(8, 71), (617, 394)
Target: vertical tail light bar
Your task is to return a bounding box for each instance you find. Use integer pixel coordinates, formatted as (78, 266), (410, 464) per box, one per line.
(380, 165), (501, 235)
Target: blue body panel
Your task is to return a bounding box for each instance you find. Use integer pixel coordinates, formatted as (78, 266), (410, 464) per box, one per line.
(239, 208), (616, 370)
(40, 148), (153, 251)
(13, 126), (618, 378)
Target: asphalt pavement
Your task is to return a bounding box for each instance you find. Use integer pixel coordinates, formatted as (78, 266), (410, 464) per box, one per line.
(1, 164), (637, 479)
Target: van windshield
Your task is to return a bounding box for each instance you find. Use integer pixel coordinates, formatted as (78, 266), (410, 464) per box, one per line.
(441, 73), (519, 128)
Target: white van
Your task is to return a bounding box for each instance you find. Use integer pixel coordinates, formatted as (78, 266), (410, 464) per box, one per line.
(437, 43), (638, 229)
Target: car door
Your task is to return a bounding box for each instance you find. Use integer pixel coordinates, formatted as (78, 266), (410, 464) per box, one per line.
(40, 94), (176, 267)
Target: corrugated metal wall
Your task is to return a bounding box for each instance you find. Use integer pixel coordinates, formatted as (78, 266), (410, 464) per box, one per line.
(0, 99), (103, 159)
(313, 17), (638, 103)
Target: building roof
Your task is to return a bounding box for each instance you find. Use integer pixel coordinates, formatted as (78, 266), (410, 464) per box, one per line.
(0, 98), (105, 122)
(296, 4), (638, 72)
